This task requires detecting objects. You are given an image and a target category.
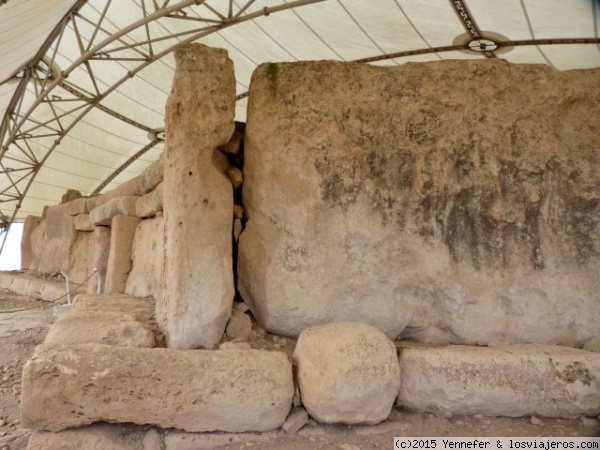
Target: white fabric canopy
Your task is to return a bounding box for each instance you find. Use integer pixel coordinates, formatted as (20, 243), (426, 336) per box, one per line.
(0, 0), (598, 226)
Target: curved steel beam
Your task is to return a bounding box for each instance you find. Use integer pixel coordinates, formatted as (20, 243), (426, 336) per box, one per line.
(0, 0), (325, 255)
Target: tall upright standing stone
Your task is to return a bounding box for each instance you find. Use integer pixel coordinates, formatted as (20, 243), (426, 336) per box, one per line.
(159, 44), (235, 349)
(104, 215), (140, 294)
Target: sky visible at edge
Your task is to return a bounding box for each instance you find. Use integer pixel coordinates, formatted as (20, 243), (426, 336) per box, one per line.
(0, 223), (22, 270)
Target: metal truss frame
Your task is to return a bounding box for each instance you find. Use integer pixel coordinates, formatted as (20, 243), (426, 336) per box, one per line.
(0, 0), (325, 252)
(0, 0), (599, 256)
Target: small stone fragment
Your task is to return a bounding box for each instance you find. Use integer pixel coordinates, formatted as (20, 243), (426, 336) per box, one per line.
(530, 416), (543, 426)
(142, 429), (162, 450)
(282, 408), (309, 434)
(233, 205), (244, 219)
(580, 416), (598, 427)
(225, 309), (253, 341)
(227, 167), (243, 189)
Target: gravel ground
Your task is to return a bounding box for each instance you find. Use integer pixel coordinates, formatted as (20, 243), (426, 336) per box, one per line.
(0, 289), (598, 450)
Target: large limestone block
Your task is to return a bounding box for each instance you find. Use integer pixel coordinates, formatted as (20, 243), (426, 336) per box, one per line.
(159, 43), (235, 349)
(28, 218), (46, 271)
(36, 203), (77, 274)
(73, 294), (155, 323)
(105, 215), (140, 294)
(89, 196), (138, 226)
(21, 344), (294, 432)
(293, 322), (400, 425)
(239, 59), (600, 345)
(136, 183), (163, 218)
(69, 231), (93, 284)
(21, 216), (42, 270)
(125, 217), (164, 298)
(87, 226), (111, 294)
(140, 154), (164, 193)
(74, 213), (94, 231)
(44, 310), (155, 347)
(398, 344), (600, 418)
(65, 197), (89, 216)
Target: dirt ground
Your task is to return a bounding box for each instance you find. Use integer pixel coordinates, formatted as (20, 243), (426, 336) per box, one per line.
(0, 290), (598, 450)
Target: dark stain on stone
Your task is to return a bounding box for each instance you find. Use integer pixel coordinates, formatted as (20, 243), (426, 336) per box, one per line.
(309, 100), (598, 271)
(555, 361), (592, 386)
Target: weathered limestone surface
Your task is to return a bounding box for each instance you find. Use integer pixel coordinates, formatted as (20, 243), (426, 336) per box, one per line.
(89, 196), (138, 226)
(26, 424), (142, 450)
(104, 216), (140, 294)
(44, 310), (155, 347)
(159, 43), (235, 349)
(398, 344), (600, 418)
(294, 322), (400, 425)
(125, 217), (164, 298)
(35, 204), (77, 274)
(0, 272), (72, 302)
(164, 431), (280, 450)
(28, 219), (45, 272)
(87, 227), (111, 294)
(72, 294), (159, 338)
(74, 213), (94, 231)
(21, 344), (294, 432)
(136, 183), (163, 218)
(65, 197), (89, 216)
(21, 216), (42, 270)
(69, 231), (92, 284)
(239, 59), (600, 345)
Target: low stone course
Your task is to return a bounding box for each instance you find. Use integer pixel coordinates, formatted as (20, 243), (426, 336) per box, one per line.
(21, 344), (294, 432)
(398, 344), (600, 418)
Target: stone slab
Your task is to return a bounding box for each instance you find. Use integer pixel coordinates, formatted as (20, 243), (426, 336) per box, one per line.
(74, 214), (94, 231)
(159, 43), (235, 349)
(238, 59), (600, 345)
(136, 183), (163, 218)
(21, 344), (294, 432)
(26, 424), (142, 450)
(44, 310), (155, 347)
(397, 344), (600, 418)
(125, 217), (164, 299)
(105, 215), (140, 293)
(72, 293), (155, 324)
(87, 226), (111, 295)
(89, 196), (138, 226)
(21, 216), (42, 270)
(164, 431), (280, 450)
(36, 203), (77, 274)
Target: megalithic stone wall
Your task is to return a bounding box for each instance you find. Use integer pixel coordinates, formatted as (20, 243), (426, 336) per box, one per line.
(238, 59), (600, 345)
(159, 43), (236, 349)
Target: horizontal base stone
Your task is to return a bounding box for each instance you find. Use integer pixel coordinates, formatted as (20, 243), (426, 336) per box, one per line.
(26, 424), (143, 450)
(0, 271), (82, 302)
(397, 344), (600, 418)
(21, 344), (293, 432)
(72, 294), (162, 345)
(44, 310), (155, 347)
